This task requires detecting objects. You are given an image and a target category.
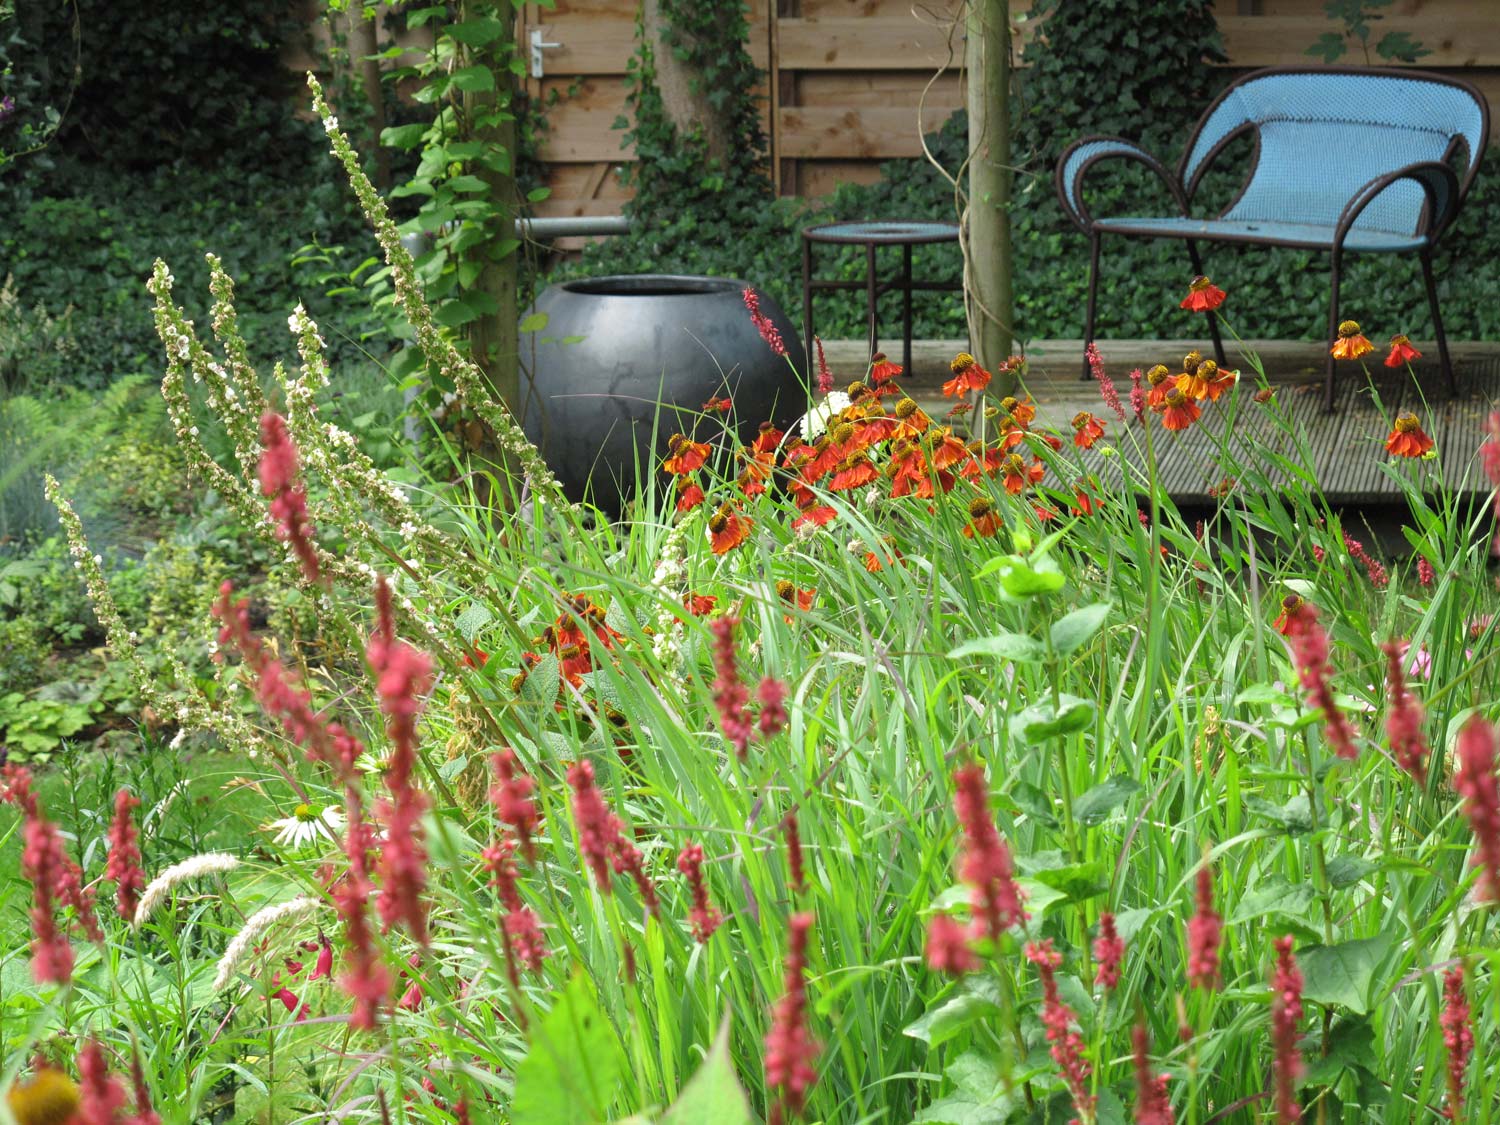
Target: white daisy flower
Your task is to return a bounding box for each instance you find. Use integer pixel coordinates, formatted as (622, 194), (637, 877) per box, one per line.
(791, 391), (851, 442)
(268, 804), (346, 849)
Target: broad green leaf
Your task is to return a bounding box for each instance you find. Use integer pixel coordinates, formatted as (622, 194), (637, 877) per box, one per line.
(662, 1017), (753, 1125)
(993, 553), (1066, 600)
(1049, 602), (1110, 656)
(913, 1093), (1015, 1125)
(1298, 934), (1392, 1014)
(519, 652), (559, 707)
(380, 123), (428, 149)
(1072, 776), (1139, 826)
(1244, 794), (1313, 835)
(1228, 876), (1316, 925)
(1325, 854), (1377, 889)
(1234, 682), (1290, 706)
(1017, 853), (1107, 902)
(520, 311), (550, 333)
(450, 65), (497, 92)
(1010, 781), (1060, 830)
(456, 603), (493, 641)
(949, 632), (1045, 663)
(1009, 695), (1093, 743)
(445, 16), (506, 45)
(904, 979), (1003, 1047)
(511, 974), (624, 1124)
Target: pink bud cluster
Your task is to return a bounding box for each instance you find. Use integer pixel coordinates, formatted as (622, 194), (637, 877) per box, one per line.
(75, 1039), (162, 1125)
(1381, 639), (1430, 783)
(743, 287), (787, 357)
(764, 912), (819, 1125)
(709, 616), (789, 758)
(1455, 715), (1500, 902)
(1088, 342), (1126, 424)
(1093, 912), (1125, 990)
(1343, 532), (1388, 588)
(483, 750), (547, 981)
(1285, 601), (1359, 760)
(1026, 939), (1096, 1122)
(567, 760), (658, 913)
(1417, 556), (1436, 587)
(1132, 1019), (1174, 1124)
(927, 765), (1026, 974)
(1269, 936), (1304, 1125)
(257, 410), (320, 582)
(1128, 367), (1146, 424)
(814, 336), (834, 394)
(783, 812), (807, 895)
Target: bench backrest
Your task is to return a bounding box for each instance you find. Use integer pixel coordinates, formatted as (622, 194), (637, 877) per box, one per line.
(1182, 69), (1487, 235)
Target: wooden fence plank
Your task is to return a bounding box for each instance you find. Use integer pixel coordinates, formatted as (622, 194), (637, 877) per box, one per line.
(1218, 15), (1500, 67)
(777, 106), (963, 158)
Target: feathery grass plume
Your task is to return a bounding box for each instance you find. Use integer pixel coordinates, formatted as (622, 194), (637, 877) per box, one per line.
(1454, 715), (1500, 902)
(212, 896), (324, 992)
(1269, 936), (1303, 1124)
(1132, 1018), (1174, 1124)
(105, 789), (146, 922)
(676, 843), (723, 943)
(765, 912), (818, 1125)
(1187, 856), (1221, 990)
(1027, 939), (1096, 1124)
(306, 73), (574, 514)
(133, 853), (241, 929)
(1382, 639), (1429, 783)
(1440, 965), (1473, 1120)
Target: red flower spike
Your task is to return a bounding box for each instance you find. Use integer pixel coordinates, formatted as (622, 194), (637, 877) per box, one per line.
(710, 616), (753, 759)
(1455, 715), (1500, 902)
(1180, 275), (1226, 312)
(677, 843), (723, 943)
(490, 749), (541, 863)
(1269, 936), (1304, 1125)
(1026, 939), (1096, 1122)
(783, 812), (807, 895)
(743, 288), (787, 357)
(1128, 367), (1146, 423)
(1187, 859), (1221, 991)
(1285, 601), (1359, 760)
(1440, 965), (1473, 1120)
(1093, 912), (1125, 990)
(1132, 1018), (1175, 1125)
(925, 914), (977, 975)
(105, 789), (146, 922)
(1088, 342), (1127, 423)
(1381, 640), (1429, 784)
(952, 765), (1027, 941)
(764, 913), (819, 1124)
(814, 337), (834, 395)
(258, 411), (320, 583)
(757, 677), (789, 738)
(76, 1039), (128, 1125)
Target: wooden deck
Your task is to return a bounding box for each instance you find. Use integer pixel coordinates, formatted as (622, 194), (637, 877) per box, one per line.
(821, 338), (1500, 505)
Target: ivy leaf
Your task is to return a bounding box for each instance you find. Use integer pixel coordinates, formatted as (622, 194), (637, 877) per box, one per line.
(445, 16), (507, 46)
(1072, 776), (1139, 827)
(450, 65), (497, 93)
(661, 1017), (754, 1125)
(949, 632), (1045, 663)
(1305, 31), (1347, 62)
(1049, 602), (1110, 656)
(510, 974), (624, 1124)
(1298, 934), (1392, 1014)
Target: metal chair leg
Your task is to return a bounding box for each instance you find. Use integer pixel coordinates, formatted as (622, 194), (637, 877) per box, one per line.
(801, 235), (815, 382)
(1324, 251), (1343, 414)
(1081, 232), (1101, 381)
(865, 242), (879, 364)
(1187, 239), (1227, 369)
(1420, 250), (1457, 399)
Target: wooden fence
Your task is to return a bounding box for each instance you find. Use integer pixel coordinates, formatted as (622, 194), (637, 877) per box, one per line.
(516, 0), (1500, 219)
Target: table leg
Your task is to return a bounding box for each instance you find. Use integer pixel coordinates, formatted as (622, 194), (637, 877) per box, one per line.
(901, 242), (913, 376)
(865, 242), (878, 367)
(801, 235), (814, 383)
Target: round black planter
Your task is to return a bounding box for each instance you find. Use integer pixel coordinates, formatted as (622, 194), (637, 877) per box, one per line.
(519, 275), (805, 516)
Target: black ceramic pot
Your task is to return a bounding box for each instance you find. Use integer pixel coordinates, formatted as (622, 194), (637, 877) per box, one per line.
(519, 275), (805, 516)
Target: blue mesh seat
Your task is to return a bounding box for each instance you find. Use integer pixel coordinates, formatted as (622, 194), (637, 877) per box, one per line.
(1055, 68), (1489, 410)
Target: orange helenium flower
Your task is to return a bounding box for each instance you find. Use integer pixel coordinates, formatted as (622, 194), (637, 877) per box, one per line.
(791, 504), (838, 530)
(776, 579), (815, 614)
(998, 396), (1036, 428)
(1145, 364), (1174, 410)
(1071, 411), (1106, 449)
(1385, 334), (1422, 368)
(1180, 276), (1227, 312)
(1272, 594), (1304, 636)
(869, 352), (903, 388)
(963, 495), (1004, 538)
(1385, 411), (1435, 458)
(663, 434), (711, 474)
(1159, 387), (1201, 431)
(828, 455), (878, 492)
(942, 352), (992, 397)
(1176, 358), (1218, 401)
(1202, 363), (1237, 402)
(702, 396), (732, 413)
(1000, 453), (1044, 495)
(707, 504), (752, 554)
(930, 429), (973, 473)
(675, 477), (705, 513)
(1331, 320), (1374, 361)
(892, 397), (932, 439)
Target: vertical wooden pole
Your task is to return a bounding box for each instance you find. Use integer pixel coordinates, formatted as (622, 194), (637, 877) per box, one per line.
(964, 0), (1015, 393)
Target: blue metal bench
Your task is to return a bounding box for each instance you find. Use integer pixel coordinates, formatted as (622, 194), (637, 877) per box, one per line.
(1056, 67), (1489, 410)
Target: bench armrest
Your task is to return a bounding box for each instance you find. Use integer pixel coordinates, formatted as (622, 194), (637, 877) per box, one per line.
(1334, 161), (1463, 250)
(1055, 136), (1188, 232)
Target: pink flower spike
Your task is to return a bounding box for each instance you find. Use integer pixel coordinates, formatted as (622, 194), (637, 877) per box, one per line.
(77, 1039), (129, 1125)
(1286, 601), (1359, 760)
(676, 842), (723, 942)
(710, 616), (753, 760)
(1026, 939), (1096, 1121)
(1187, 859), (1221, 991)
(757, 676), (789, 739)
(106, 788), (146, 922)
(1132, 1018), (1175, 1124)
(1382, 639), (1429, 784)
(257, 410), (320, 582)
(814, 336), (834, 395)
(1455, 715), (1500, 903)
(925, 914), (977, 975)
(1093, 912), (1125, 990)
(952, 764), (1027, 941)
(1087, 342), (1127, 424)
(764, 912), (819, 1124)
(743, 288), (787, 358)
(490, 749), (541, 863)
(1269, 936), (1303, 1125)
(1440, 965), (1473, 1120)
(1128, 367), (1146, 424)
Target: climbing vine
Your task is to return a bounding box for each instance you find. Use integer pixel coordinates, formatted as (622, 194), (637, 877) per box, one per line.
(619, 0), (768, 222)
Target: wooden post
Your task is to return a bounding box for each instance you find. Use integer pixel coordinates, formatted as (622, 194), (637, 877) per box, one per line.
(963, 0), (1015, 394)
